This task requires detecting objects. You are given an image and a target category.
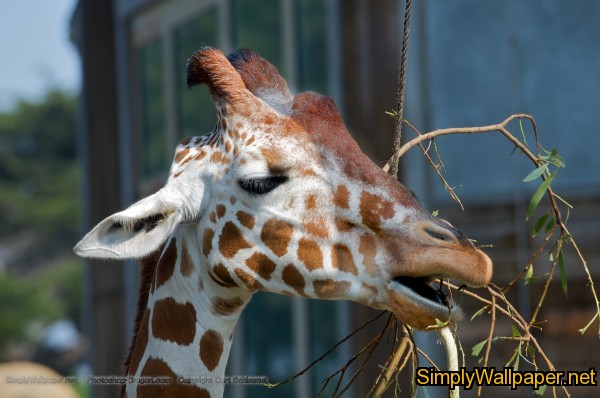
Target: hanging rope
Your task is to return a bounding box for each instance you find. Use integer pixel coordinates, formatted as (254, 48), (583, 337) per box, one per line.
(390, 0), (413, 177)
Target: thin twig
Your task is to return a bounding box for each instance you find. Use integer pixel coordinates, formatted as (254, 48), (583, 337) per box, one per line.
(266, 311), (387, 389)
(372, 337), (410, 397)
(477, 295), (496, 398)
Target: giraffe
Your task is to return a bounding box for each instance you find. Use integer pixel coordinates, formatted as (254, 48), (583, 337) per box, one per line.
(74, 47), (492, 398)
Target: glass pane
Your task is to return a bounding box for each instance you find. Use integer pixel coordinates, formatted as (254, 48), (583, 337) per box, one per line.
(175, 10), (218, 138)
(243, 292), (295, 398)
(309, 300), (342, 396)
(298, 0), (327, 93)
(140, 39), (167, 176)
(234, 0), (283, 70)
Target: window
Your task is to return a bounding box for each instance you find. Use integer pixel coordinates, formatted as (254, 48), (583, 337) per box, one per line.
(175, 10), (218, 138)
(298, 0), (327, 93)
(234, 0), (283, 70)
(139, 39), (167, 177)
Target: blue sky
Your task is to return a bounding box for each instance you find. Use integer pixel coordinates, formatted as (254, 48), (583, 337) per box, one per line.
(0, 0), (80, 111)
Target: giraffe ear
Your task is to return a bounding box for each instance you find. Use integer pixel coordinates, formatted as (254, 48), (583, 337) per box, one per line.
(73, 192), (182, 260)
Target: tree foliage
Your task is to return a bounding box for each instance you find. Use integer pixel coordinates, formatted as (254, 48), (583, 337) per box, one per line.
(0, 90), (82, 360)
(0, 90), (79, 240)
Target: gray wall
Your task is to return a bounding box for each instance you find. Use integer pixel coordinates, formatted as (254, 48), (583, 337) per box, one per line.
(417, 0), (600, 203)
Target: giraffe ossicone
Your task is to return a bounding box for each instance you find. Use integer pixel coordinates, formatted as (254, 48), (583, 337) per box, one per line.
(75, 47), (492, 398)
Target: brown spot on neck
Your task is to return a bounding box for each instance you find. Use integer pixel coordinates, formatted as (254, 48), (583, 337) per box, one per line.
(302, 221), (329, 239)
(216, 204), (226, 218)
(195, 151), (207, 161)
(297, 238), (323, 271)
(180, 241), (194, 277)
(138, 358), (210, 398)
(245, 252), (276, 280)
(234, 268), (264, 291)
(236, 210), (255, 229)
(305, 194), (317, 210)
(210, 263), (239, 288)
(282, 264), (305, 295)
(202, 228), (214, 257)
(261, 218), (294, 257)
(219, 221), (252, 258)
(175, 147), (190, 163)
(151, 298), (197, 345)
(333, 185), (350, 209)
(313, 280), (351, 299)
(200, 330), (224, 371)
(155, 239), (178, 290)
(331, 244), (358, 275)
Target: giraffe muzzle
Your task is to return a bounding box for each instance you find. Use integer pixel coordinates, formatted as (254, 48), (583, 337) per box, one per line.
(382, 219), (492, 329)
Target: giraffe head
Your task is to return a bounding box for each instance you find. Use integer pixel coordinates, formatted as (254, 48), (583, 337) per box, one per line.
(75, 47), (492, 330)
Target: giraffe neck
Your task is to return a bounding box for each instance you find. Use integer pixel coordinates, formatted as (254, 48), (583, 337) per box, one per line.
(125, 226), (252, 398)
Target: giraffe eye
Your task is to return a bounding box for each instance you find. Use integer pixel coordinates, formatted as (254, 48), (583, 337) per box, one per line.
(238, 176), (288, 195)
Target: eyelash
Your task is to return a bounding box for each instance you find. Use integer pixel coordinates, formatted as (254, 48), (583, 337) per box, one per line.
(238, 176), (289, 195)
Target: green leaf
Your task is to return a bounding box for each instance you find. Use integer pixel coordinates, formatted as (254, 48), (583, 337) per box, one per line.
(531, 212), (550, 236)
(426, 318), (449, 330)
(558, 250), (567, 296)
(519, 119), (528, 147)
(526, 169), (558, 220)
(385, 110), (399, 119)
(523, 164), (548, 182)
(534, 384), (547, 396)
(544, 215), (556, 232)
(471, 340), (487, 357)
(527, 345), (536, 358)
(470, 306), (487, 320)
(512, 325), (522, 338)
(550, 152), (566, 168)
(432, 210), (439, 217)
(524, 264), (533, 281)
(540, 149), (565, 168)
(524, 275), (542, 285)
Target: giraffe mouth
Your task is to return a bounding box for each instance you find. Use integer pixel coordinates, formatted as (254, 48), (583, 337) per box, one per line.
(390, 276), (452, 310)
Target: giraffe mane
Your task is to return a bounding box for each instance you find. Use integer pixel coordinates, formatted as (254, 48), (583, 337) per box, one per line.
(120, 243), (166, 398)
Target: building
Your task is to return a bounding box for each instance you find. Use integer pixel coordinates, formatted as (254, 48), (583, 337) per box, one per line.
(74, 1), (600, 397)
